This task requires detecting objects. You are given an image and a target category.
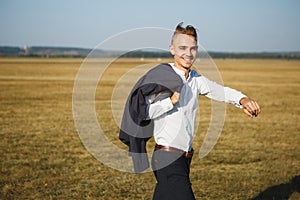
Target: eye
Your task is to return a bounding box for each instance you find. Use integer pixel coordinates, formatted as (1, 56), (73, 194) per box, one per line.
(191, 46), (198, 51)
(179, 46), (186, 50)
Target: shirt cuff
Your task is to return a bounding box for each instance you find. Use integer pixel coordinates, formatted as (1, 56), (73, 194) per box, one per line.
(161, 97), (174, 112)
(236, 94), (248, 109)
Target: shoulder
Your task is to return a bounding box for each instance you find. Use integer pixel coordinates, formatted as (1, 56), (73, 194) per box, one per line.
(147, 63), (183, 81)
(147, 63), (173, 76)
(189, 70), (209, 86)
(151, 63), (171, 71)
(189, 69), (201, 78)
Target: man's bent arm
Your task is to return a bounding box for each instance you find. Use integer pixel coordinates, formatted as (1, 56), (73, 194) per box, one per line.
(146, 97), (174, 119)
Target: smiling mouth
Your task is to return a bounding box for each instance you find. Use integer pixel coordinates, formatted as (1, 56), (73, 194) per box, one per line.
(183, 57), (193, 63)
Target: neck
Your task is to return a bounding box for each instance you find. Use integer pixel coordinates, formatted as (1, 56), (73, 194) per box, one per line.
(174, 63), (190, 79)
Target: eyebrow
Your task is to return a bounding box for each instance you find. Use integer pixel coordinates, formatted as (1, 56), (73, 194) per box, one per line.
(178, 45), (198, 48)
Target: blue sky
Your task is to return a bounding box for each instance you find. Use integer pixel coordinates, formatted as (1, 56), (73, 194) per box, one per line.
(0, 0), (299, 52)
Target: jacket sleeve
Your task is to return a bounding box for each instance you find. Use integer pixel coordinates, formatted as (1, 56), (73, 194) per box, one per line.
(118, 64), (183, 173)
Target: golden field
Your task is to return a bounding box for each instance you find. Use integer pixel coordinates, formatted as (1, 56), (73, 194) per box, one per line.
(0, 58), (299, 199)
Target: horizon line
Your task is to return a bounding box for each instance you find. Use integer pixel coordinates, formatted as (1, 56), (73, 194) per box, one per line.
(1, 45), (300, 54)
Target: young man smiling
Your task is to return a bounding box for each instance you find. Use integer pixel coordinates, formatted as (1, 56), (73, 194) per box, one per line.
(148, 23), (260, 199)
(119, 22), (260, 199)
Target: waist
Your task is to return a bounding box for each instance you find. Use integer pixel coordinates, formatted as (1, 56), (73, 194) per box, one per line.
(154, 144), (194, 158)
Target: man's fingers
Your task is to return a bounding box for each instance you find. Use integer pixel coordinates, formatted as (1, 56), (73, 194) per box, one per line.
(255, 101), (261, 115)
(241, 98), (261, 117)
(251, 101), (261, 116)
(243, 108), (254, 118)
(170, 92), (180, 105)
(245, 100), (260, 117)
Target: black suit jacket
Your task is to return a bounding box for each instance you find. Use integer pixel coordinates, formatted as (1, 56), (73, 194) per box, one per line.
(119, 63), (183, 173)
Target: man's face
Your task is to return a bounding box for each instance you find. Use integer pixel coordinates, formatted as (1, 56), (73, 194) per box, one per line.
(169, 33), (198, 70)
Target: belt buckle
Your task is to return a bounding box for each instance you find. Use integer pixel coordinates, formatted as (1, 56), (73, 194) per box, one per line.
(184, 151), (193, 158)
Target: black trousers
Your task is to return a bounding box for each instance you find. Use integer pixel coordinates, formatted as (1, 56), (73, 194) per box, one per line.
(152, 150), (196, 200)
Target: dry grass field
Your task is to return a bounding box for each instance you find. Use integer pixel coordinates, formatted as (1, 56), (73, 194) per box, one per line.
(0, 58), (299, 199)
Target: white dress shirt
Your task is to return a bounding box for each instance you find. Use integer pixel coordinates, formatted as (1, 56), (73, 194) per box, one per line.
(146, 63), (247, 152)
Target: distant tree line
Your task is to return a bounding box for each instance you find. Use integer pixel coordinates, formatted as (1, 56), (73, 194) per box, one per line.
(208, 51), (300, 59)
(0, 46), (299, 59)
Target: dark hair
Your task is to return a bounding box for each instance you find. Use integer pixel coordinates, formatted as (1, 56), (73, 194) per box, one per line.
(172, 22), (197, 42)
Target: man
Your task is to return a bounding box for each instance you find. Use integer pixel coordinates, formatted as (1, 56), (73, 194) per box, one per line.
(120, 22), (260, 199)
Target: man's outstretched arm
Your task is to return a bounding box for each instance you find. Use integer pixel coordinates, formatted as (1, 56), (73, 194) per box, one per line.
(196, 75), (261, 117)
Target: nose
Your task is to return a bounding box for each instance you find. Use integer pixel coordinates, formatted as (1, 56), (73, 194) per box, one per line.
(185, 49), (192, 57)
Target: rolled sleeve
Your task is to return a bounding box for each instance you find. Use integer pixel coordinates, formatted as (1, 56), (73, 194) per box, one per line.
(224, 87), (247, 108)
(146, 97), (174, 119)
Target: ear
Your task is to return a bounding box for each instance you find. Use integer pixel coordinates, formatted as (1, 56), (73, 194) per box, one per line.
(169, 45), (175, 56)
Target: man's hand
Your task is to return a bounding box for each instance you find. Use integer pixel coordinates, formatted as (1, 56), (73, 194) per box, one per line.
(170, 92), (180, 105)
(239, 97), (261, 118)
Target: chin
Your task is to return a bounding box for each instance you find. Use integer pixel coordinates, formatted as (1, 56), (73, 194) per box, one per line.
(182, 59), (194, 68)
(183, 62), (193, 69)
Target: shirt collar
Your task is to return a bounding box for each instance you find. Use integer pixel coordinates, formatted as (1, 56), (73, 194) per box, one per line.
(169, 63), (186, 78)
(169, 63), (192, 81)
